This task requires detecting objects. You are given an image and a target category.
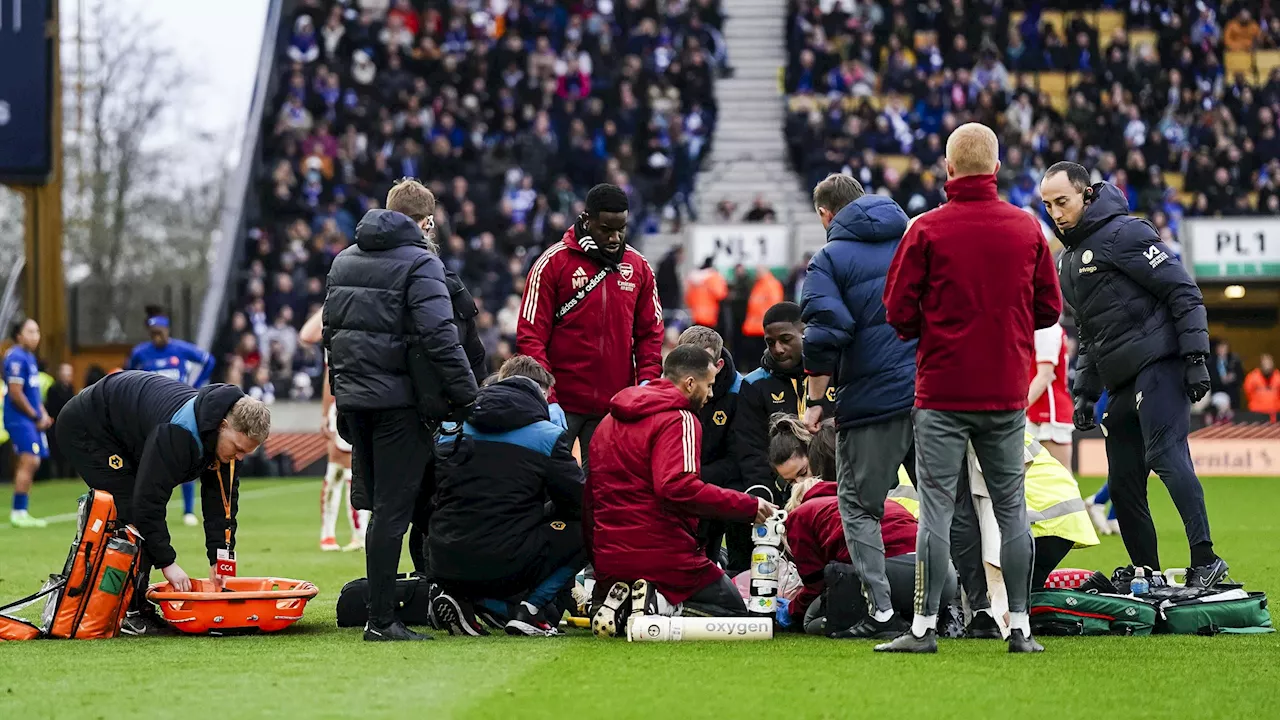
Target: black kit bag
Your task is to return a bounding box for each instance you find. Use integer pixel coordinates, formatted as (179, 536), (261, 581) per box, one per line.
(335, 574), (436, 628)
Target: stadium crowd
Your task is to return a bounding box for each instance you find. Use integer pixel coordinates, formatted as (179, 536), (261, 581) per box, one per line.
(784, 0), (1280, 232)
(213, 0), (728, 395)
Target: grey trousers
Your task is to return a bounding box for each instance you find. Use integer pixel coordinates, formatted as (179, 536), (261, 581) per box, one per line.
(913, 408), (1033, 617)
(835, 414), (913, 614)
(565, 413), (602, 475)
(802, 554), (957, 635)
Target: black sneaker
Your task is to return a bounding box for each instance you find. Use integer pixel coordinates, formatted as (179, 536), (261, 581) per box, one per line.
(965, 611), (1003, 639)
(591, 581), (631, 639)
(874, 629), (938, 653)
(1008, 629), (1044, 653)
(475, 602), (511, 631)
(120, 612), (171, 636)
(830, 614), (909, 640)
(431, 592), (489, 637)
(363, 620), (433, 641)
(505, 601), (562, 637)
(1186, 558), (1230, 590)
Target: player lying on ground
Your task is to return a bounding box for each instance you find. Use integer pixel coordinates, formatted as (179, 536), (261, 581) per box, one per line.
(428, 356), (585, 637)
(585, 346), (777, 637)
(54, 370), (271, 635)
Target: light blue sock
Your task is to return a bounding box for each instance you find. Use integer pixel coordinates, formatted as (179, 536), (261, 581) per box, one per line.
(182, 481), (196, 514)
(12, 492), (28, 512)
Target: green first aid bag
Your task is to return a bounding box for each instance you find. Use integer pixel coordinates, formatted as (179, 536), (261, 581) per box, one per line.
(1157, 591), (1274, 635)
(1030, 589), (1157, 636)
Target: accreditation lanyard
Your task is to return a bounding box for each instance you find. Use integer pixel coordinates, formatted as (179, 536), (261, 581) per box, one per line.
(214, 460), (237, 577)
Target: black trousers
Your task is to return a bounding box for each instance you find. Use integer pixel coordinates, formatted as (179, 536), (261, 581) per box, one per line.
(564, 413), (602, 475)
(683, 574), (748, 616)
(344, 408), (436, 628)
(1104, 357), (1215, 569)
(700, 520), (753, 575)
(438, 521), (586, 602)
(1031, 535), (1074, 590)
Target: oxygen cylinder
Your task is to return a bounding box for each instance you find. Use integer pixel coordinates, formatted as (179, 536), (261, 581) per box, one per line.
(627, 615), (774, 642)
(748, 510), (787, 616)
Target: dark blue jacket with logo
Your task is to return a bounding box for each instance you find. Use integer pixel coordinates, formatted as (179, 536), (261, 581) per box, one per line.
(1057, 183), (1209, 398)
(800, 195), (917, 429)
(429, 377), (583, 583)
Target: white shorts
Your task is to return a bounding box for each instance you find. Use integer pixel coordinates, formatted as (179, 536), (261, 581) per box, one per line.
(1026, 420), (1072, 445)
(329, 405), (352, 453)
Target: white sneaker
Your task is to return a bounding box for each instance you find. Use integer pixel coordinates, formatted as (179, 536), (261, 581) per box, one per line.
(342, 537), (364, 552)
(183, 513), (199, 527)
(1108, 519), (1120, 535)
(1086, 502), (1111, 535)
(320, 536), (341, 551)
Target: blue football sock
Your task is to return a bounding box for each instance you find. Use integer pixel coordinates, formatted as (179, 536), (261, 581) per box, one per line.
(478, 598), (511, 622)
(12, 493), (28, 512)
(1093, 483), (1110, 505)
(182, 481), (196, 514)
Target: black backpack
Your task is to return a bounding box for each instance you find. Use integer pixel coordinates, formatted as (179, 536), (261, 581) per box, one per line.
(335, 574), (436, 628)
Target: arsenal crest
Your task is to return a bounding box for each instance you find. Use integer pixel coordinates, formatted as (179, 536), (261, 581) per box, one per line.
(618, 262), (634, 281)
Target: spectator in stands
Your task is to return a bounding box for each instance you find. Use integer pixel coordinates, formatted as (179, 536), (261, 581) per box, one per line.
(743, 195), (778, 223)
(1243, 354), (1280, 418)
(1209, 339), (1245, 413)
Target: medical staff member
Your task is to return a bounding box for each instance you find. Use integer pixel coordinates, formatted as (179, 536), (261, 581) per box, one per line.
(126, 305), (214, 526)
(5, 319), (51, 528)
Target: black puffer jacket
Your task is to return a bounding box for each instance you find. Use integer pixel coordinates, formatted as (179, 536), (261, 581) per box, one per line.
(429, 377), (583, 583)
(699, 348), (770, 493)
(1058, 183), (1209, 399)
(324, 210), (478, 413)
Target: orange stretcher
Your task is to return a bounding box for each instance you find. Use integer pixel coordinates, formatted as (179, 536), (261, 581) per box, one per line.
(147, 577), (318, 635)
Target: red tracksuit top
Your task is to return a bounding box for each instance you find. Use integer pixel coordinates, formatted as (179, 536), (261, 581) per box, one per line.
(785, 481), (918, 622)
(517, 225), (664, 417)
(884, 174), (1063, 411)
(584, 380), (759, 604)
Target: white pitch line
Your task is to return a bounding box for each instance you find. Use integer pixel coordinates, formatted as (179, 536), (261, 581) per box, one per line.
(0, 482), (315, 530)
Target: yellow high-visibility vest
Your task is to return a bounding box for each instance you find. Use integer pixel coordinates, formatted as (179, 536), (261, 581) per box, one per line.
(1023, 433), (1099, 548)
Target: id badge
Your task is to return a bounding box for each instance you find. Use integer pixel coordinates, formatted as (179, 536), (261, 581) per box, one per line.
(215, 548), (237, 577)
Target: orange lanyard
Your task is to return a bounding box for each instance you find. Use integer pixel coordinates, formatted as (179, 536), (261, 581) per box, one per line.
(216, 459), (235, 547)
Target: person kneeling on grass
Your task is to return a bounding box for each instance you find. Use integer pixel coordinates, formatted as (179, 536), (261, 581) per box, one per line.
(585, 345), (777, 637)
(429, 356), (585, 637)
(54, 370), (271, 635)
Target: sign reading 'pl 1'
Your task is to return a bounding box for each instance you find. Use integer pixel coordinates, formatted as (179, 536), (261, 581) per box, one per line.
(0, 0), (53, 184)
(1186, 218), (1280, 280)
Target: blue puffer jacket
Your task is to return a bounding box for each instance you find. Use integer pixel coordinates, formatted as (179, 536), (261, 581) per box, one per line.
(801, 195), (916, 429)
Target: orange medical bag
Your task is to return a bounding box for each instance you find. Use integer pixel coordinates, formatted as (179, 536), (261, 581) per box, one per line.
(0, 491), (142, 641)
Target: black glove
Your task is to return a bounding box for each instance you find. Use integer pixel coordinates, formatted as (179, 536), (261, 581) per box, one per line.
(1184, 355), (1210, 402)
(1072, 396), (1097, 431)
(449, 402), (475, 425)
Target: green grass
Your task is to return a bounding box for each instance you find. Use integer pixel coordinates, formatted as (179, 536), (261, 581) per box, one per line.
(0, 477), (1277, 719)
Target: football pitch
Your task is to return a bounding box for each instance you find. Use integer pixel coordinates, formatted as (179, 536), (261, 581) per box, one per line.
(1, 477), (1277, 719)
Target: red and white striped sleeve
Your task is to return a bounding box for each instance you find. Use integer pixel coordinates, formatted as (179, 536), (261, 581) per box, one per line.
(649, 411), (758, 522)
(516, 242), (567, 400)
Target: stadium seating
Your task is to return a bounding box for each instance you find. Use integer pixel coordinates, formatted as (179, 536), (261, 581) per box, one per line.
(214, 0), (726, 392)
(784, 0), (1280, 225)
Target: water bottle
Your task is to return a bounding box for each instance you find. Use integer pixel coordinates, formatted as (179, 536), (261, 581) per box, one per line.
(1129, 566), (1150, 596)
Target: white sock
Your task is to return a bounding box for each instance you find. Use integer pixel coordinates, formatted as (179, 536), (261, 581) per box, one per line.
(355, 510), (371, 541)
(341, 468), (359, 536)
(1009, 611), (1030, 635)
(321, 463), (343, 540)
(911, 614), (937, 637)
(872, 608), (893, 623)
